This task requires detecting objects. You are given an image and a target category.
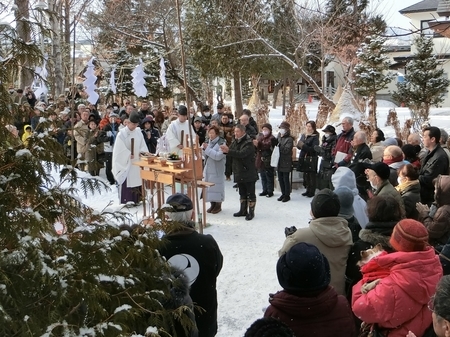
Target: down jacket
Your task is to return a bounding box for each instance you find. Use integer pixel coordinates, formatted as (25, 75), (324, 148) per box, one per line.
(227, 133), (258, 183)
(352, 247), (443, 337)
(421, 175), (450, 245)
(264, 286), (356, 337)
(203, 136), (226, 202)
(279, 217), (352, 295)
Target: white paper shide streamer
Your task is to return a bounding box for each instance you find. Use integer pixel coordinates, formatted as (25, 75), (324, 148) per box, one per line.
(83, 57), (99, 104)
(33, 59), (48, 100)
(132, 58), (147, 97)
(159, 57), (166, 88)
(110, 67), (117, 94)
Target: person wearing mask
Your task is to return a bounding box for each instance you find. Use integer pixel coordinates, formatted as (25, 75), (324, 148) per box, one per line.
(202, 126), (226, 214)
(277, 122), (294, 202)
(333, 116), (355, 167)
(369, 128), (386, 162)
(112, 111), (149, 205)
(315, 125), (337, 190)
(297, 120), (320, 198)
(220, 124), (258, 221)
(254, 123), (277, 198)
(364, 161), (405, 217)
(201, 106), (212, 127)
(420, 126), (450, 205)
(383, 145), (406, 187)
(141, 116), (160, 154)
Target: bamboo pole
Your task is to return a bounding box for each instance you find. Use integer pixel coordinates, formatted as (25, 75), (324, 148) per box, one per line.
(175, 0), (203, 233)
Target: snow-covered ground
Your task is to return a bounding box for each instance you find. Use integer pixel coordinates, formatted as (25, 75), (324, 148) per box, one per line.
(75, 101), (450, 336)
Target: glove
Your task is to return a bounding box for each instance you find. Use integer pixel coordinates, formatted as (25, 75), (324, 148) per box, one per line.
(110, 136), (115, 146)
(296, 140), (304, 149)
(284, 226), (297, 237)
(313, 145), (323, 156)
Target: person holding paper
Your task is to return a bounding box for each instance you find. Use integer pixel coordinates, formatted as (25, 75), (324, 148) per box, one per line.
(332, 117), (355, 168)
(112, 111), (149, 205)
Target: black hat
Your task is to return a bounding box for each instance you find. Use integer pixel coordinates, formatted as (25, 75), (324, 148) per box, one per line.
(112, 102), (119, 107)
(217, 102), (224, 109)
(261, 123), (272, 131)
(311, 188), (340, 218)
(194, 116), (203, 123)
(178, 105), (188, 116)
(322, 125), (335, 134)
(277, 242), (331, 294)
(202, 105), (210, 112)
(363, 161), (390, 180)
(166, 193), (193, 212)
(129, 111), (141, 124)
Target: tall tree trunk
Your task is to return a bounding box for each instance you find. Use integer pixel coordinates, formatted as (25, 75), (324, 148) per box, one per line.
(368, 95), (377, 128)
(63, 0), (72, 89)
(272, 80), (283, 109)
(233, 70), (243, 118)
(247, 74), (260, 112)
(49, 0), (64, 97)
(15, 0), (34, 88)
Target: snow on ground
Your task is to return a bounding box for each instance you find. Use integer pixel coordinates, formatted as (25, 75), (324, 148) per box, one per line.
(75, 101), (450, 336)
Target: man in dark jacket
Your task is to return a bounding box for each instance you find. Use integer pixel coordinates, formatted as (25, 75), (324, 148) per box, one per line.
(239, 114), (257, 139)
(159, 193), (223, 337)
(348, 131), (372, 198)
(220, 124), (258, 220)
(332, 117), (355, 167)
(420, 126), (450, 205)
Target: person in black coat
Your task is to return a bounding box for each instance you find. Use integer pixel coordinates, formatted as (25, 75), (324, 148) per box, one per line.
(141, 116), (160, 154)
(315, 125), (337, 190)
(297, 120), (320, 197)
(348, 131), (372, 199)
(276, 121), (294, 202)
(159, 194), (223, 337)
(220, 124), (259, 220)
(419, 126), (450, 205)
(193, 117), (206, 145)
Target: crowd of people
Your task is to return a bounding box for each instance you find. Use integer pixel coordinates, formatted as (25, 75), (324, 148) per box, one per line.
(6, 87), (450, 336)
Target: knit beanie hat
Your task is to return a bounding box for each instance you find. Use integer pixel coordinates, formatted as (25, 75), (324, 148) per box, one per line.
(390, 219), (429, 252)
(334, 186), (354, 217)
(279, 121), (290, 130)
(311, 188), (340, 218)
(262, 123), (272, 131)
(166, 193), (193, 212)
(277, 242), (330, 294)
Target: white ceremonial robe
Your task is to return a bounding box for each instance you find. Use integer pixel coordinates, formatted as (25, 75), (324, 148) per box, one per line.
(112, 126), (148, 188)
(165, 119), (196, 157)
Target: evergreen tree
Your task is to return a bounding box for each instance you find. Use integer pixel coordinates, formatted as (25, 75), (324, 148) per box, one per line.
(354, 35), (394, 127)
(1, 30), (195, 336)
(392, 35), (450, 130)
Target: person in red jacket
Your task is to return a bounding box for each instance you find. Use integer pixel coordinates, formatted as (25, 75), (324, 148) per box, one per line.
(352, 219), (443, 337)
(264, 242), (356, 337)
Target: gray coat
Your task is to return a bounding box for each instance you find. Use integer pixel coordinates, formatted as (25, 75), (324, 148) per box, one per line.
(203, 137), (226, 202)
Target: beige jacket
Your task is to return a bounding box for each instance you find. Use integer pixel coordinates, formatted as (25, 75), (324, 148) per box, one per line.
(279, 217), (352, 295)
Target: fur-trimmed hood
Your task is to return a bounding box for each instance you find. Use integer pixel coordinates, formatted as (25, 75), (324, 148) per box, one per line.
(358, 220), (398, 251)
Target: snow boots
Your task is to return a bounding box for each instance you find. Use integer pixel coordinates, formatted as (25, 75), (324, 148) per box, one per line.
(207, 202), (216, 213)
(233, 199), (248, 217)
(245, 200), (256, 221)
(211, 202), (222, 214)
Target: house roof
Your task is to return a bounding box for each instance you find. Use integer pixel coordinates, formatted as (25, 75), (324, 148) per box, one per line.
(399, 0), (439, 14)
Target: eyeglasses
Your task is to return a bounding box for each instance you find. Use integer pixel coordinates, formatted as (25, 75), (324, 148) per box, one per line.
(428, 295), (435, 312)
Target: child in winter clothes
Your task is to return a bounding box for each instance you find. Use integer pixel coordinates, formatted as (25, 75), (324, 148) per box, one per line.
(22, 125), (33, 146)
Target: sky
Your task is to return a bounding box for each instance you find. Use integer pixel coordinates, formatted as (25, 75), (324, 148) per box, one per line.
(374, 0), (421, 29)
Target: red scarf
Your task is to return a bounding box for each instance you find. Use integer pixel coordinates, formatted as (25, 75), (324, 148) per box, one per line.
(383, 155), (403, 166)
